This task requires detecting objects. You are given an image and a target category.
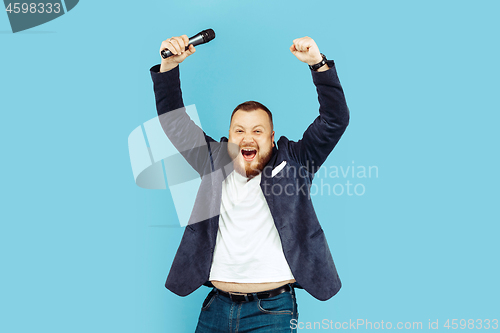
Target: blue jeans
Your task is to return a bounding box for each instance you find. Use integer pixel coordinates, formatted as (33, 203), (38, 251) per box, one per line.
(194, 284), (299, 333)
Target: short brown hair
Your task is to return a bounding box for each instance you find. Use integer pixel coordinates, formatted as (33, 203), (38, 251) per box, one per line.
(231, 101), (273, 128)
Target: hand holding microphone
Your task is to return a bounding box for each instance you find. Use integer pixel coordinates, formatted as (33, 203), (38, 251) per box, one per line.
(159, 29), (215, 73)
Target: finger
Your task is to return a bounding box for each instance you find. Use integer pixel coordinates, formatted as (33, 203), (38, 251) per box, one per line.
(169, 38), (182, 55)
(298, 39), (311, 52)
(174, 36), (186, 52)
(290, 44), (296, 53)
(162, 39), (176, 55)
(160, 39), (172, 53)
(171, 37), (182, 55)
(185, 44), (196, 56)
(181, 34), (189, 46)
(303, 39), (313, 49)
(294, 39), (305, 52)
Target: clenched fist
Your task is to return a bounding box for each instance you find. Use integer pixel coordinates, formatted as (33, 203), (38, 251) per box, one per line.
(290, 37), (328, 72)
(159, 35), (196, 73)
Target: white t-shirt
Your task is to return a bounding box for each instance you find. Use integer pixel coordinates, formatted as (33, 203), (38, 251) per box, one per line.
(208, 170), (295, 283)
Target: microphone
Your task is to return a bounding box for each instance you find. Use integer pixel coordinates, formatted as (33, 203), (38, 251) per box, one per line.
(161, 29), (216, 59)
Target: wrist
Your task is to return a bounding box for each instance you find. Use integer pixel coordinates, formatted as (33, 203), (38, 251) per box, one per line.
(160, 62), (179, 73)
(308, 54), (327, 71)
(307, 54), (324, 66)
(315, 63), (330, 72)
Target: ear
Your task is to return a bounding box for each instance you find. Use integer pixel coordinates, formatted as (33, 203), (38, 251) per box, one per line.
(271, 131), (275, 147)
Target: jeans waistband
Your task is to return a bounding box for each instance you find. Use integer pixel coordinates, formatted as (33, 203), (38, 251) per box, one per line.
(215, 283), (293, 303)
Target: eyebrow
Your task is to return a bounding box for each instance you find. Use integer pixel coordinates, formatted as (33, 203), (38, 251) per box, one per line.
(232, 124), (266, 130)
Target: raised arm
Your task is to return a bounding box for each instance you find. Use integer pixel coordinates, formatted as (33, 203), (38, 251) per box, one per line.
(285, 37), (350, 175)
(151, 35), (219, 177)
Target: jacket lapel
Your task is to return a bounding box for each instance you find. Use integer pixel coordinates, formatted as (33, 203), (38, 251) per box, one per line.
(260, 146), (279, 227)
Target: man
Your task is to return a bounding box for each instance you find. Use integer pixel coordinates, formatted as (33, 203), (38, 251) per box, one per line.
(150, 34), (349, 332)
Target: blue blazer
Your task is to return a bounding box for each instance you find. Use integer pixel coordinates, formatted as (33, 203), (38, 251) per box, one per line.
(150, 60), (349, 301)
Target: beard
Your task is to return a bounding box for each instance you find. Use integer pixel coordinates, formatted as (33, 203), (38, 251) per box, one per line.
(227, 142), (273, 179)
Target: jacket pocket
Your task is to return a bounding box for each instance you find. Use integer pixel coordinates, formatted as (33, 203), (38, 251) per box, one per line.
(309, 228), (324, 239)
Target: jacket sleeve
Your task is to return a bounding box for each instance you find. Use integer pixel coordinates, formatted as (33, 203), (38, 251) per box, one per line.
(150, 64), (219, 176)
(285, 60), (350, 174)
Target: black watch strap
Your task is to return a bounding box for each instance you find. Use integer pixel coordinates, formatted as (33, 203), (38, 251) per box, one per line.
(309, 53), (327, 71)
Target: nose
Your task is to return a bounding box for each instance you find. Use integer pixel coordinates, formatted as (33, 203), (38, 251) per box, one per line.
(241, 133), (255, 146)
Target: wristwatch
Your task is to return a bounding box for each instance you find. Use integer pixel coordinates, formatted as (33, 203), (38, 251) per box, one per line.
(309, 53), (327, 71)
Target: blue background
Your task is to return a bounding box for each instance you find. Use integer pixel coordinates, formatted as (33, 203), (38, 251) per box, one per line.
(1, 0), (499, 332)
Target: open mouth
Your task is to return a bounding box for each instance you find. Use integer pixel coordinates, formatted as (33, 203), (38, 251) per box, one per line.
(241, 148), (257, 161)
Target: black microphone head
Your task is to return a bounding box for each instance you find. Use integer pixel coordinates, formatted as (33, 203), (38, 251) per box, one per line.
(202, 29), (215, 43)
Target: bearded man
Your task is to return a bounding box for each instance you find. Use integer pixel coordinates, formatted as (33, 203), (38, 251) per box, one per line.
(150, 34), (349, 332)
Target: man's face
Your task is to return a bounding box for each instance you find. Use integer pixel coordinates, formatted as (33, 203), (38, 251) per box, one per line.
(228, 109), (275, 179)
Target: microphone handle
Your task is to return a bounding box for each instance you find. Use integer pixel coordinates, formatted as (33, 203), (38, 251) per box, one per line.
(161, 34), (205, 59)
